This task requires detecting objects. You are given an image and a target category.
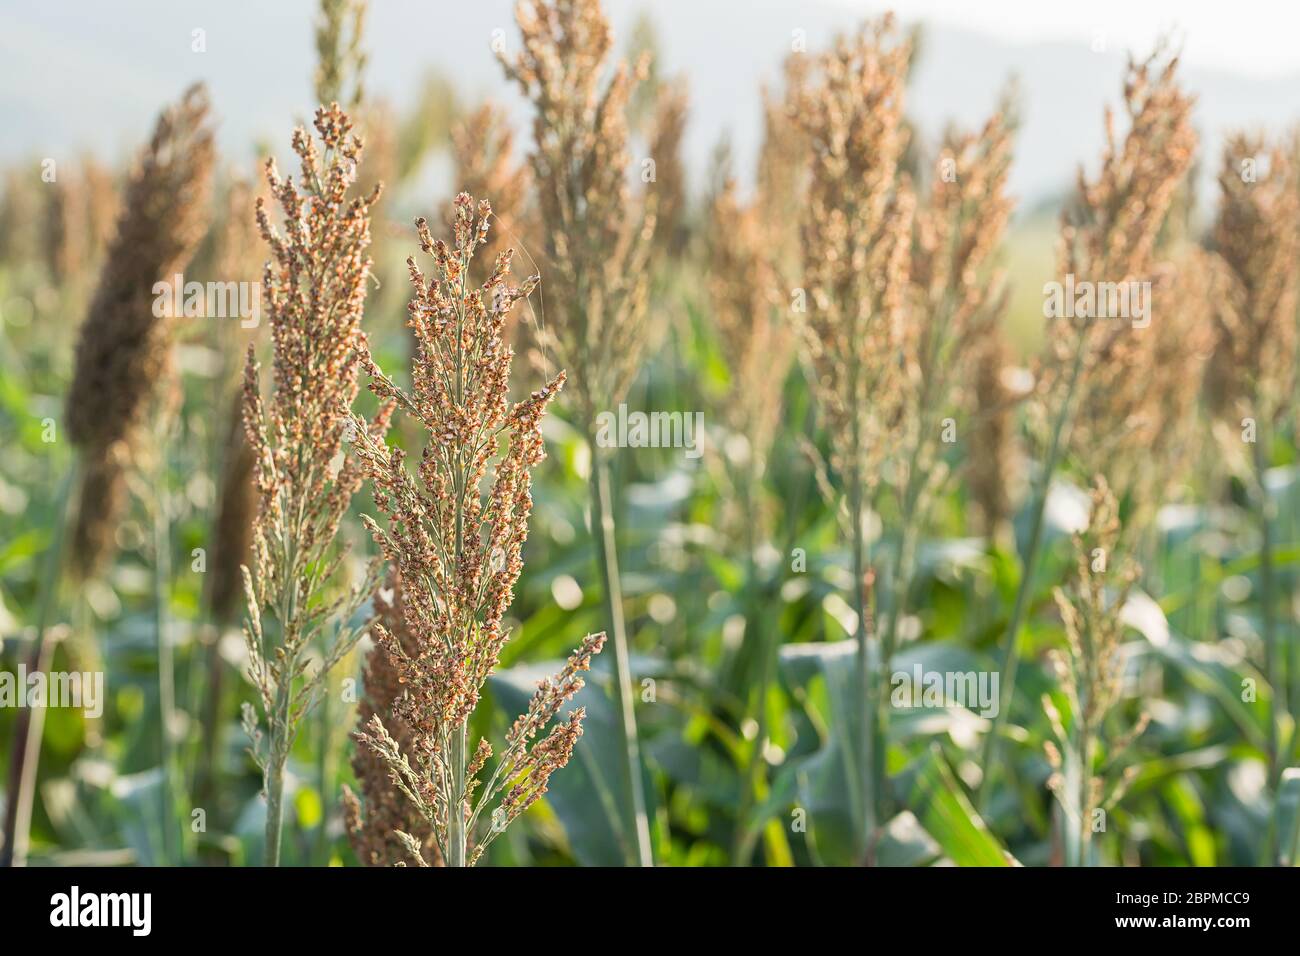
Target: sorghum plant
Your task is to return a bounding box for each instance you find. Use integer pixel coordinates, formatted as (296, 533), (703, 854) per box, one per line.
(1, 84), (214, 870)
(342, 575), (440, 866)
(707, 61), (805, 535)
(195, 177), (266, 814)
(648, 79), (689, 256)
(499, 0), (658, 866)
(43, 165), (83, 284)
(450, 103), (530, 277)
(206, 178), (264, 627)
(41, 154), (116, 292)
(966, 327), (1021, 543)
(705, 170), (797, 865)
(1066, 251), (1213, 529)
(196, 392), (257, 811)
(240, 103), (387, 866)
(314, 0), (367, 111)
(981, 50), (1196, 801)
(1043, 476), (1149, 866)
(66, 84), (215, 580)
(347, 193), (605, 867)
(793, 16), (914, 857)
(1208, 134), (1300, 784)
(884, 107), (1015, 698)
(704, 71), (803, 862)
(498, 0), (658, 427)
(704, 176), (795, 548)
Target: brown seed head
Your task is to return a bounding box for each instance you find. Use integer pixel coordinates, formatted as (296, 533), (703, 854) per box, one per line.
(794, 16), (914, 487)
(499, 0), (659, 427)
(350, 192), (601, 863)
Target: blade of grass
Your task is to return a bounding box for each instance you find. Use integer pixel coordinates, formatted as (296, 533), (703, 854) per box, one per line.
(588, 449), (653, 866)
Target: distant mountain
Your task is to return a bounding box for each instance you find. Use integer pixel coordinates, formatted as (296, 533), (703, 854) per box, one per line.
(3, 0), (1298, 207)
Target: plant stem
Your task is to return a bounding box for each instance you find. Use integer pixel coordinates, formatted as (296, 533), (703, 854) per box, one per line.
(448, 721), (468, 867)
(192, 622), (226, 834)
(313, 678), (336, 865)
(731, 552), (768, 864)
(1065, 723), (1092, 867)
(588, 447), (653, 867)
(848, 475), (878, 860)
(978, 331), (1088, 810)
(153, 487), (179, 864)
(0, 464), (76, 867)
(263, 684), (290, 867)
(262, 508), (305, 868)
(1253, 432), (1284, 789)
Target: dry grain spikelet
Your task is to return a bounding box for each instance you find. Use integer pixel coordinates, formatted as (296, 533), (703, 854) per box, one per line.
(451, 103), (530, 272)
(901, 108), (1015, 520)
(1039, 49), (1196, 416)
(794, 15), (914, 490)
(315, 0), (367, 110)
(65, 84), (215, 578)
(1032, 49), (1197, 530)
(498, 0), (658, 427)
(1206, 133), (1300, 430)
(349, 192), (604, 865)
(240, 102), (389, 763)
(647, 78), (689, 255)
(343, 573), (441, 866)
(1044, 476), (1149, 837)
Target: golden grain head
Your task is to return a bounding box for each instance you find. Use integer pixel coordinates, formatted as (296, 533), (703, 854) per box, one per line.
(794, 15), (913, 486)
(499, 0), (659, 424)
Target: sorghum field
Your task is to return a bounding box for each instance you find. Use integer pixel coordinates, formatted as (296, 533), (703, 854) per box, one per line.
(2, 0), (1300, 879)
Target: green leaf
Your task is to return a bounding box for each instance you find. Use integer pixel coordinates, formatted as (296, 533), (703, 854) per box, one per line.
(900, 744), (1015, 866)
(875, 810), (941, 867)
(773, 638), (995, 865)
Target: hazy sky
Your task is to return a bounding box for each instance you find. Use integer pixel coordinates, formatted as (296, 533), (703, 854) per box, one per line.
(3, 1), (1298, 206)
(843, 0), (1300, 76)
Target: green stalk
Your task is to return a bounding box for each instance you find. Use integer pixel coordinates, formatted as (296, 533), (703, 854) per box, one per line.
(1065, 715), (1091, 867)
(192, 622), (226, 835)
(588, 447), (653, 867)
(445, 242), (473, 869)
(1253, 432), (1285, 788)
(848, 473), (878, 861)
(978, 330), (1089, 810)
(448, 722), (468, 867)
(262, 487), (307, 868)
(875, 473), (924, 829)
(730, 481), (775, 865)
(263, 682), (290, 867)
(735, 421), (812, 867)
(313, 677), (337, 865)
(152, 486), (179, 864)
(731, 608), (771, 864)
(0, 463), (77, 868)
